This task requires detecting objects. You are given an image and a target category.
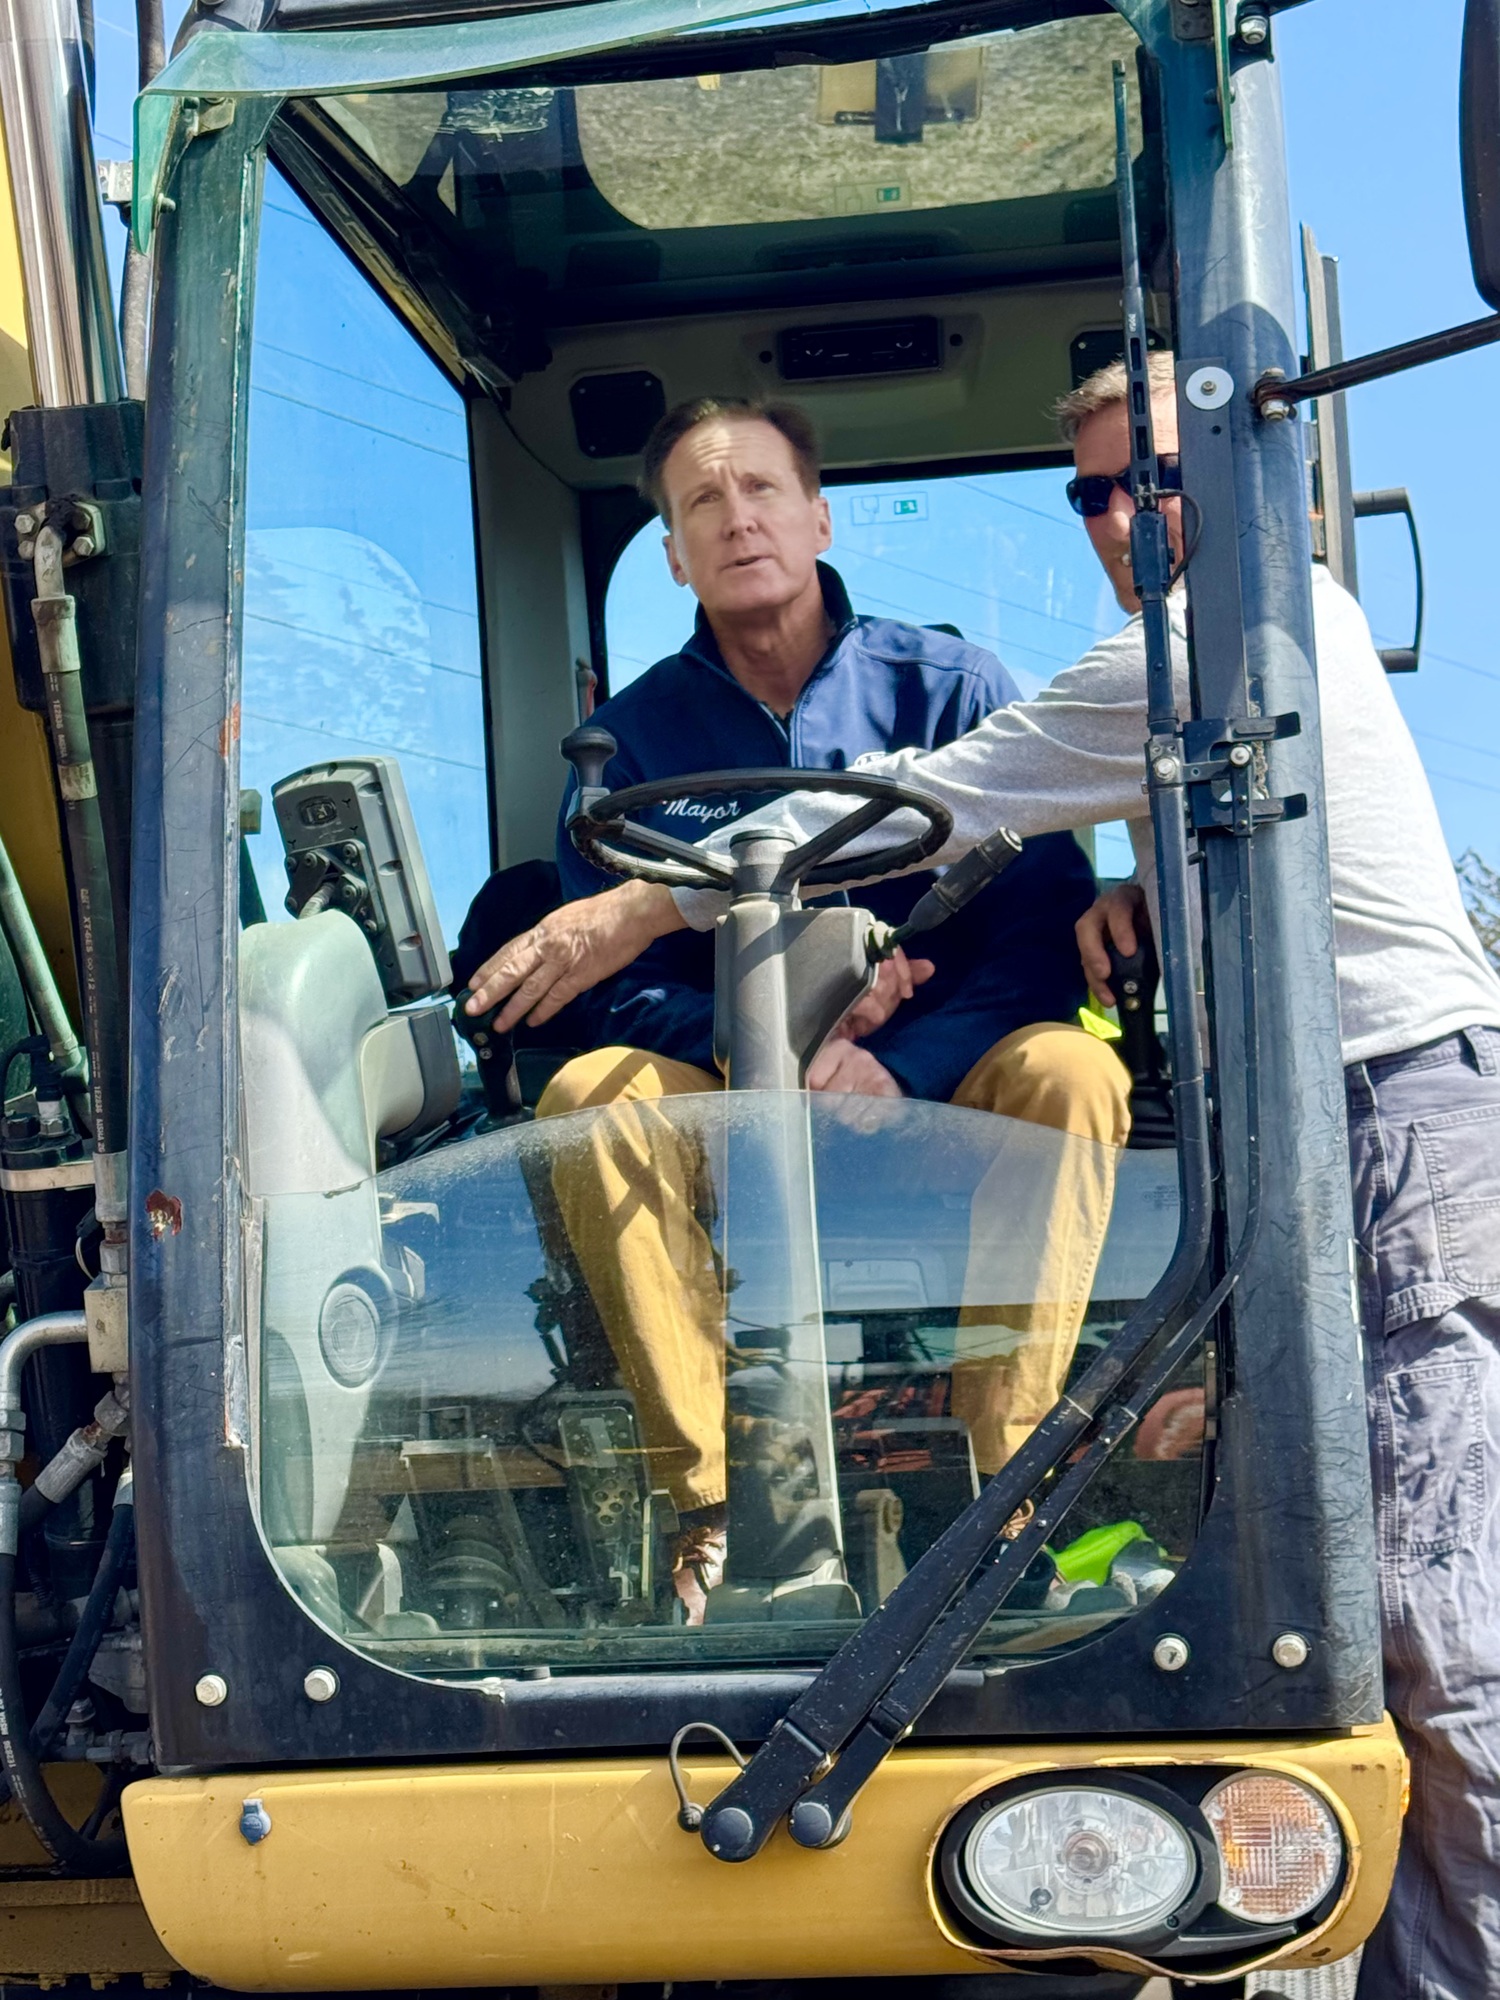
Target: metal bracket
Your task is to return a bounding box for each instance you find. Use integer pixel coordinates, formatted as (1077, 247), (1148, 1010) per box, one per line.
(1170, 0), (1213, 41)
(1178, 713), (1306, 836)
(14, 498), (104, 568)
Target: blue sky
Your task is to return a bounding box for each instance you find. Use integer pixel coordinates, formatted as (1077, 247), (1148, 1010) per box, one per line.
(84, 0), (1499, 903)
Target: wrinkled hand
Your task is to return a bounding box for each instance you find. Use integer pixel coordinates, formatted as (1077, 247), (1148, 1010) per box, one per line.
(805, 1039), (904, 1098)
(830, 948), (935, 1043)
(464, 879), (685, 1032)
(1075, 879), (1150, 1009)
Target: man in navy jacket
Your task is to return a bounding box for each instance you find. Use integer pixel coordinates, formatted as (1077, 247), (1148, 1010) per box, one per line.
(528, 397), (1128, 1618)
(557, 559), (1097, 1101)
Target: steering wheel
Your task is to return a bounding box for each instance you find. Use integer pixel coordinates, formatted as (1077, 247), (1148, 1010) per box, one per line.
(560, 726), (953, 894)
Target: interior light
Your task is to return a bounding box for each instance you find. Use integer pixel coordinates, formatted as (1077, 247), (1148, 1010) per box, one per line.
(959, 1785), (1196, 1938)
(1203, 1772), (1343, 1923)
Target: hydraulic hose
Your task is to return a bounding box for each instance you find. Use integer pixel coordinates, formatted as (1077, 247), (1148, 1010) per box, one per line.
(0, 1546), (127, 1870)
(0, 1312), (129, 1870)
(30, 1477), (133, 1757)
(0, 829), (85, 1085)
(30, 525), (125, 1158)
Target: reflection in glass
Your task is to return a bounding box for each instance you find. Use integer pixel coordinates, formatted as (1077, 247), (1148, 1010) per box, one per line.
(254, 1092), (1195, 1675)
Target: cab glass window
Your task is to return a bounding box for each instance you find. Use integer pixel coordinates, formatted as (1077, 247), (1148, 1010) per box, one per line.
(239, 165), (488, 942)
(607, 467), (1137, 878)
(314, 12), (1143, 329)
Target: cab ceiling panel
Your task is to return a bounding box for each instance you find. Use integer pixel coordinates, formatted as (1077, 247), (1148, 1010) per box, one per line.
(268, 5), (1157, 424)
(507, 281), (1128, 483)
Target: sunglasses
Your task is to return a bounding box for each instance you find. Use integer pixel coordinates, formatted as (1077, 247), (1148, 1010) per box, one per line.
(1065, 455), (1183, 518)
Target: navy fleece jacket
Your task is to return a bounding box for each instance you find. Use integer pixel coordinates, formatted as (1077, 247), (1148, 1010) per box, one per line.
(557, 565), (1095, 1102)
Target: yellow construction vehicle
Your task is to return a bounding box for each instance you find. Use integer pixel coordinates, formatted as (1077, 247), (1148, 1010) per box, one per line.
(0, 0), (1495, 1991)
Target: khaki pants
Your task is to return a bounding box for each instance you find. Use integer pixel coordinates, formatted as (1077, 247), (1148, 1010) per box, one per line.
(536, 1024), (1129, 1512)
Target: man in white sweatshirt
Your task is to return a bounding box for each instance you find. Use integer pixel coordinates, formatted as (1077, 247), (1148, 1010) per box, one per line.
(467, 356), (1500, 1999)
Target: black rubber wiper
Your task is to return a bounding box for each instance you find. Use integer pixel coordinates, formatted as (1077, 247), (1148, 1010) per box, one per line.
(686, 66), (1225, 1866)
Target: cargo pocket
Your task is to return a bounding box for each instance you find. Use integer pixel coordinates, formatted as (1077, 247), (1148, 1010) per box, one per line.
(1414, 1103), (1500, 1300)
(1387, 1354), (1486, 1574)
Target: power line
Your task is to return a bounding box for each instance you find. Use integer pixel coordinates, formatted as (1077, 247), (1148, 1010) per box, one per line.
(249, 383), (467, 464)
(245, 607), (481, 682)
(1412, 727), (1500, 767)
(255, 339), (464, 420)
(247, 542), (480, 626)
(241, 705), (484, 777)
(1421, 766), (1500, 800)
(832, 540), (1113, 644)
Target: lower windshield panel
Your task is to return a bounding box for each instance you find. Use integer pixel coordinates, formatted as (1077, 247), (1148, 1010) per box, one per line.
(254, 1092), (1197, 1676)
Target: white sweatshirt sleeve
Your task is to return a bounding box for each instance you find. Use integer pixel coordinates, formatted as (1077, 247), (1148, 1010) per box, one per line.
(673, 608), (1186, 929)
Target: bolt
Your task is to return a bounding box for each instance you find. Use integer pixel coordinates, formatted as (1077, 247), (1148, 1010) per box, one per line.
(1153, 1634), (1191, 1673)
(1272, 1632), (1310, 1670)
(303, 1665), (340, 1703)
(1260, 395), (1295, 424)
(1228, 744), (1253, 767)
(17, 540), (33, 561)
(14, 513), (33, 535)
(72, 535), (95, 559)
(1237, 6), (1270, 45)
(1152, 755), (1181, 784)
(194, 1672), (229, 1707)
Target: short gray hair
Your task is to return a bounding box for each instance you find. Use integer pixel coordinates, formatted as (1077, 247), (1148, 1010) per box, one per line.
(1054, 350), (1177, 444)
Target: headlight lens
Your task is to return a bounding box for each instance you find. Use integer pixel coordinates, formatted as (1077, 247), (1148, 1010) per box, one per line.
(961, 1786), (1196, 1938)
(1203, 1772), (1343, 1922)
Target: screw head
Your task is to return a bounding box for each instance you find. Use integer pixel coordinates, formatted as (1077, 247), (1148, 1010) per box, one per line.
(303, 1665), (340, 1702)
(194, 1672), (229, 1707)
(14, 513), (33, 535)
(1237, 8), (1270, 45)
(1153, 1633), (1191, 1673)
(1272, 1631), (1310, 1670)
(71, 535), (95, 559)
(1228, 743), (1253, 767)
(1152, 755), (1181, 784)
(17, 540), (33, 561)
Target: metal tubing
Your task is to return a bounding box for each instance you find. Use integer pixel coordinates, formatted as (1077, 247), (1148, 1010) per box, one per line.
(1255, 309), (1500, 411)
(0, 1309), (87, 1429)
(31, 528), (126, 1155)
(0, 828), (85, 1081)
(0, 0), (122, 406)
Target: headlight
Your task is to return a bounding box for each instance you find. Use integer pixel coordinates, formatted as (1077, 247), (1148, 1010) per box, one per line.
(1203, 1772), (1343, 1923)
(951, 1784), (1198, 1939)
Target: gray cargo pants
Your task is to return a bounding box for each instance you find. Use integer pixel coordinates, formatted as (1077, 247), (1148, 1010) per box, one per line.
(1348, 1026), (1500, 2000)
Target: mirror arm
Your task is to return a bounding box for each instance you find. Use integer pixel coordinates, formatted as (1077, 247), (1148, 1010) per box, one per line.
(1254, 309), (1500, 413)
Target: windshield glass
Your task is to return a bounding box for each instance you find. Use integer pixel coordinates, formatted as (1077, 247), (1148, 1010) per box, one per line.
(253, 1088), (1194, 1675)
(313, 13), (1142, 326)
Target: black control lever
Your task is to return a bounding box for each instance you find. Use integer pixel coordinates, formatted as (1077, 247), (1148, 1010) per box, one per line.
(1105, 930), (1175, 1149)
(874, 828), (1022, 955)
(451, 987), (524, 1124)
(561, 725), (619, 823)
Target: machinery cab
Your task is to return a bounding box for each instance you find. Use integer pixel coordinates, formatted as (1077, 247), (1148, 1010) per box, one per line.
(0, 0), (1452, 1987)
(228, 5), (1202, 1666)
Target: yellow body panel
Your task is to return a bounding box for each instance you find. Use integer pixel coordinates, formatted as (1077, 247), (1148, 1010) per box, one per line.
(0, 104), (76, 1011)
(123, 1723), (1404, 1991)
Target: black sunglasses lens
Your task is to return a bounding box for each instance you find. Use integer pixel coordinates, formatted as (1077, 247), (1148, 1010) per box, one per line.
(1066, 476), (1114, 518)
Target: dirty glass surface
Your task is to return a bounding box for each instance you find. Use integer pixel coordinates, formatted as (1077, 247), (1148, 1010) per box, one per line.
(253, 1091), (1196, 1676)
(314, 13), (1142, 324)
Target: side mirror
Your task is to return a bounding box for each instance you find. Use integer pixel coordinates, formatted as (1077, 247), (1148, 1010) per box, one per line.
(1462, 0), (1500, 309)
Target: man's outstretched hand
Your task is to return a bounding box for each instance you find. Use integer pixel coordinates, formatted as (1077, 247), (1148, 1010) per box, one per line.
(465, 879), (686, 1032)
(1075, 879), (1148, 1009)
